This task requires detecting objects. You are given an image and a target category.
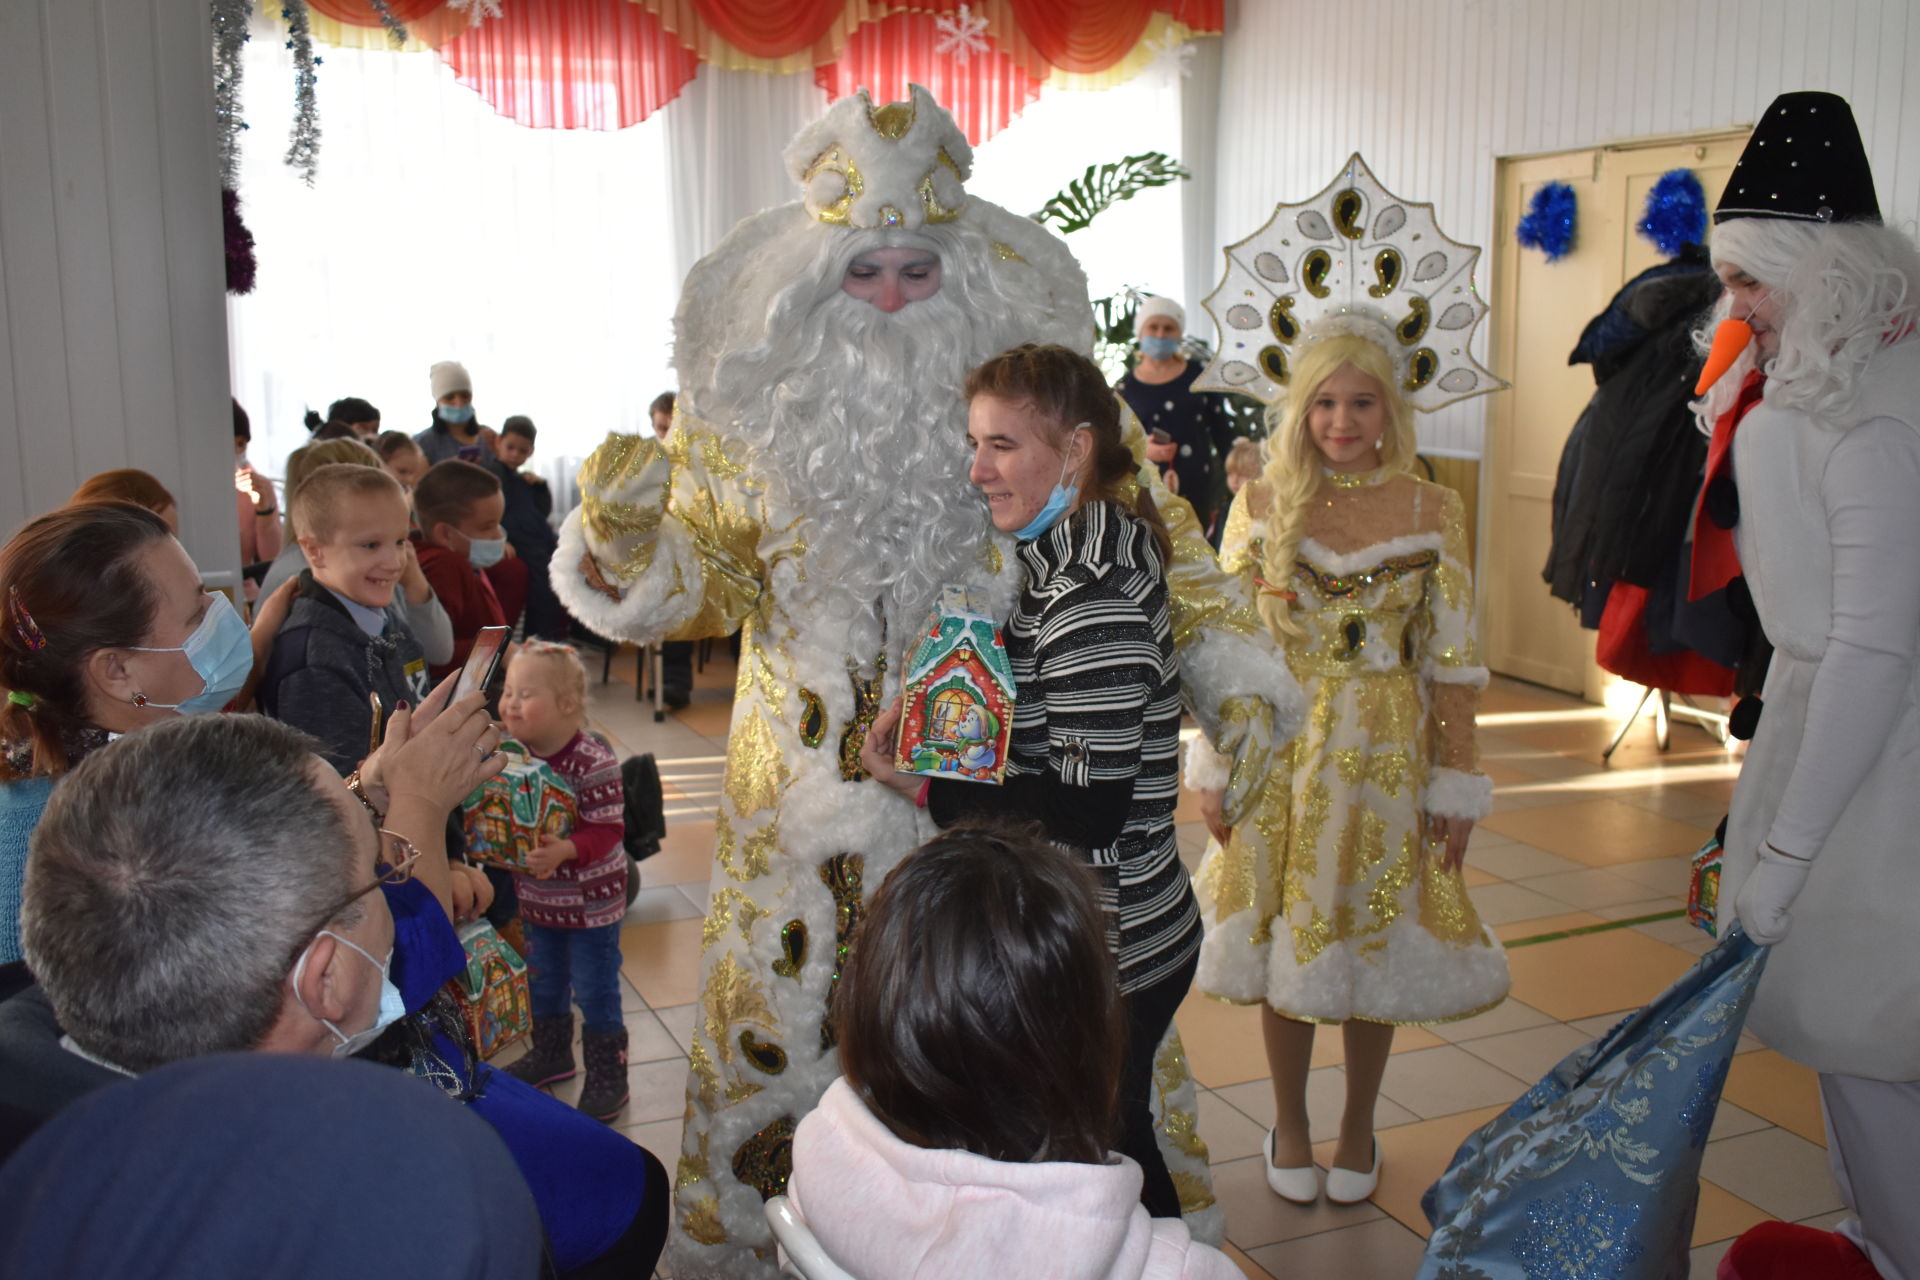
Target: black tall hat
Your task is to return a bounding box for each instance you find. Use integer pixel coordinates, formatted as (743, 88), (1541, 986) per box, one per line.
(1715, 91), (1881, 225)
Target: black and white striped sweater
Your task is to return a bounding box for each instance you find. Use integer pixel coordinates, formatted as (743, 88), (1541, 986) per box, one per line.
(930, 501), (1199, 995)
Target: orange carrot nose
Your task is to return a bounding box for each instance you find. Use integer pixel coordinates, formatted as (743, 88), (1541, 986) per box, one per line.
(1695, 316), (1754, 396)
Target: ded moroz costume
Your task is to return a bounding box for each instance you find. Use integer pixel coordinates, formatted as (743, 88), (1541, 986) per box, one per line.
(553, 87), (1303, 1278)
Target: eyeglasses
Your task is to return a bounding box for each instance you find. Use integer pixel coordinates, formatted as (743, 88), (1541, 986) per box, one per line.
(288, 829), (423, 969)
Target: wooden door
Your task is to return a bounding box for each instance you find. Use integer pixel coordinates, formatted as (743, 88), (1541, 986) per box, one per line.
(1483, 132), (1747, 698)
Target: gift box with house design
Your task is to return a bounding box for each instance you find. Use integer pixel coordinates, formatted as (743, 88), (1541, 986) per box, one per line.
(460, 740), (578, 872)
(894, 585), (1016, 785)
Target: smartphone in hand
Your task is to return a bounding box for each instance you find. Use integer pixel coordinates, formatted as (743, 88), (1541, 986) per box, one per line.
(455, 626), (511, 702)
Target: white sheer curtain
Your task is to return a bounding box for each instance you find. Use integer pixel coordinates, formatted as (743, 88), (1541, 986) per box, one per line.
(226, 13), (679, 491)
(225, 25), (1189, 497)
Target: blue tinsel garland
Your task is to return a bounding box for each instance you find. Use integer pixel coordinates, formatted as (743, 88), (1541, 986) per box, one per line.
(1637, 169), (1708, 259)
(1516, 181), (1577, 262)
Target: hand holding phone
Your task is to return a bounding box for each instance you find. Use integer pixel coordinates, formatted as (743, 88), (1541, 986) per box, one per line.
(455, 625), (511, 702)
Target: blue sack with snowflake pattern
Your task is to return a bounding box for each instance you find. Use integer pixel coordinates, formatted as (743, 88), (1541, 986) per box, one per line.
(1417, 926), (1767, 1280)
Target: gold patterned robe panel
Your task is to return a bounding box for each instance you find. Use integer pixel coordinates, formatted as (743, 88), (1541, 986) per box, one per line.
(576, 413), (767, 642)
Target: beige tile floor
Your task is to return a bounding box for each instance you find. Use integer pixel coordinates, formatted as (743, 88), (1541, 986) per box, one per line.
(511, 650), (1845, 1279)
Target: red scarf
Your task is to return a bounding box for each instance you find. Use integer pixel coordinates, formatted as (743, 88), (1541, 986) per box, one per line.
(1688, 370), (1767, 602)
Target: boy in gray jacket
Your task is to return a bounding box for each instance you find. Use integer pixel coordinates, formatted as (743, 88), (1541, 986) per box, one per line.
(259, 464), (431, 774)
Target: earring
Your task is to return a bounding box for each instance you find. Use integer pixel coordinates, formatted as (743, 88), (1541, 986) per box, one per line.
(131, 693), (150, 707)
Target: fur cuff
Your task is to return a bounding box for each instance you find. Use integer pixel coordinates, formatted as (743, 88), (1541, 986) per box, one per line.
(1426, 768), (1494, 821)
(551, 506), (701, 645)
(1423, 661), (1491, 689)
(1180, 627), (1306, 745)
(1184, 733), (1232, 791)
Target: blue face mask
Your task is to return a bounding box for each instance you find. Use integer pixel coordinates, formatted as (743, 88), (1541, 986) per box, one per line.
(438, 403), (475, 425)
(126, 593), (253, 714)
(463, 532), (508, 569)
(1140, 336), (1181, 360)
(293, 931), (406, 1059)
(1012, 426), (1088, 542)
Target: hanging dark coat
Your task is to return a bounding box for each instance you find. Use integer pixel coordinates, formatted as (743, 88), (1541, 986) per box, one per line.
(1543, 247), (1718, 611)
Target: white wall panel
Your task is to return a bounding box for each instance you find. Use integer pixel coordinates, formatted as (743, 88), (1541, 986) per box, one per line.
(1213, 0), (1920, 456)
(0, 0), (234, 585)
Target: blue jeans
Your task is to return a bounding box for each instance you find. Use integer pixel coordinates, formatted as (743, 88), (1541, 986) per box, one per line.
(524, 921), (625, 1035)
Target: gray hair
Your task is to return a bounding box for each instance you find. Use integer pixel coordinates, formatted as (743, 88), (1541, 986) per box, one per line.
(21, 714), (360, 1073)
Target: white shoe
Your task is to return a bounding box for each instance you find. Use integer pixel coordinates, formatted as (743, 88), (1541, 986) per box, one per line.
(1263, 1128), (1319, 1204)
(1325, 1138), (1381, 1205)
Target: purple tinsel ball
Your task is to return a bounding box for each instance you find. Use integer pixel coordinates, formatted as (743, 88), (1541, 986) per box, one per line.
(223, 188), (257, 295)
(1516, 181), (1578, 262)
(1637, 169), (1708, 259)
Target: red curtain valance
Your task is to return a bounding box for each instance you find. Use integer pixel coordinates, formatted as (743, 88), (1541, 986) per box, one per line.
(304, 0), (1220, 141)
(438, 0), (701, 130)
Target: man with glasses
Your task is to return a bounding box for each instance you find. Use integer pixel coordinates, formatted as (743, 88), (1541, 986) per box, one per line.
(0, 708), (669, 1277)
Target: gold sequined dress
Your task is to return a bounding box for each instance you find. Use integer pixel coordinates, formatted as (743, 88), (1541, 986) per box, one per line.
(1191, 469), (1509, 1024)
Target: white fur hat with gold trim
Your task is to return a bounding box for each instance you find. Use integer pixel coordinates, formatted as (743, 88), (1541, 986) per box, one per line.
(783, 84), (974, 231)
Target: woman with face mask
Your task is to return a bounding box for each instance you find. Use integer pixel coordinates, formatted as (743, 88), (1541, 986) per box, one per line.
(415, 360), (493, 466)
(1116, 296), (1242, 540)
(0, 502), (309, 965)
(862, 343), (1197, 1223)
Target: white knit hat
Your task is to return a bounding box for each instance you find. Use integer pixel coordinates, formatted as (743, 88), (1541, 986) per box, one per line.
(1137, 295), (1186, 330)
(430, 360), (472, 400)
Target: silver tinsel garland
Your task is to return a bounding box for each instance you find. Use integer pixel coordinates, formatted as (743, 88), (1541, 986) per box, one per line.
(281, 0), (321, 184)
(211, 0), (252, 189)
(368, 0), (411, 46)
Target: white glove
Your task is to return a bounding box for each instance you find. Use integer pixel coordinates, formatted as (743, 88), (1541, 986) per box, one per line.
(1734, 845), (1813, 946)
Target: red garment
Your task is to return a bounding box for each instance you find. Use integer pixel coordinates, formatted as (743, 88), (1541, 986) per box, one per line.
(413, 535), (505, 683)
(1718, 1222), (1881, 1280)
(1689, 370), (1767, 602)
(484, 554), (529, 635)
(513, 730), (627, 931)
(1594, 581), (1735, 696)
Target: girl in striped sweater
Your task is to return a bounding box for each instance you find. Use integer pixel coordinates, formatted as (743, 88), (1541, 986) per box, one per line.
(863, 343), (1199, 1219)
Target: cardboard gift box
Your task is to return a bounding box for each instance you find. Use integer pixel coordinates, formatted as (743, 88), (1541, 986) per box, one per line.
(446, 919), (531, 1060)
(461, 740), (577, 872)
(894, 584), (1016, 785)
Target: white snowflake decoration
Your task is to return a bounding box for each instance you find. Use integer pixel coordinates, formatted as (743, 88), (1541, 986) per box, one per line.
(934, 4), (990, 64)
(1143, 30), (1198, 78)
(446, 0), (503, 26)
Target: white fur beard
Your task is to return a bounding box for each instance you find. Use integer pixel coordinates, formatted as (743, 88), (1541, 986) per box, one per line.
(724, 293), (1018, 664)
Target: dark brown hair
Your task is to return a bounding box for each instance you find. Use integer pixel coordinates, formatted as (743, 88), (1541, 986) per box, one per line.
(412, 459), (501, 535)
(835, 822), (1123, 1165)
(648, 391), (675, 420)
(963, 344), (1173, 562)
(501, 415), (536, 442)
(69, 470), (176, 517)
(0, 503), (173, 778)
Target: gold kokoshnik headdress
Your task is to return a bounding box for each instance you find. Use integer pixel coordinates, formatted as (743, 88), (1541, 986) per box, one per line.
(1196, 153), (1506, 413)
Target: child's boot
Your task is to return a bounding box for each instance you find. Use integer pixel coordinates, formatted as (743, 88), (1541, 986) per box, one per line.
(506, 1016), (577, 1088)
(578, 1027), (630, 1122)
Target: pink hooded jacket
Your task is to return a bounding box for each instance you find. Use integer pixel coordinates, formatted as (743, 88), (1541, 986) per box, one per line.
(787, 1079), (1240, 1280)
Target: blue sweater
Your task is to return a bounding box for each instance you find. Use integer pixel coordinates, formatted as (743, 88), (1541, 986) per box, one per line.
(0, 778), (56, 965)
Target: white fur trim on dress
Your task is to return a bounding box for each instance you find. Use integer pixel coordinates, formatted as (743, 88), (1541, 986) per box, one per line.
(1425, 768), (1494, 821)
(1298, 532), (1443, 577)
(1194, 900), (1510, 1024)
(550, 505), (703, 645)
(1179, 627), (1306, 747)
(1184, 733), (1232, 791)
(1423, 661), (1490, 688)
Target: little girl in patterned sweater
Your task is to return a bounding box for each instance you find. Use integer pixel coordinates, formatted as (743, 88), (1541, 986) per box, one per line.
(497, 642), (630, 1120)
